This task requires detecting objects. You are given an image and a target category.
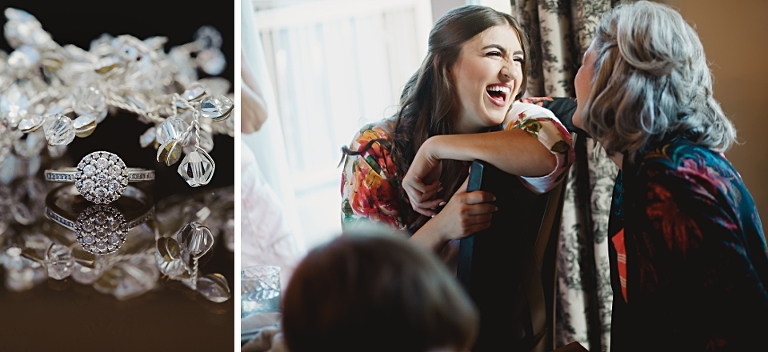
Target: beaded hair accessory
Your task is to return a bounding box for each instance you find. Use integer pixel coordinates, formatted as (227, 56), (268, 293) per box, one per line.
(0, 8), (234, 187)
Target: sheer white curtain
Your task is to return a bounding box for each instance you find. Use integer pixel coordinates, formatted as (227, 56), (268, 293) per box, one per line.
(252, 0), (432, 248)
(242, 0), (306, 251)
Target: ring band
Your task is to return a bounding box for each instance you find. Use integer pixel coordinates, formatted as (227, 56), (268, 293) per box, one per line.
(45, 184), (154, 255)
(44, 151), (155, 204)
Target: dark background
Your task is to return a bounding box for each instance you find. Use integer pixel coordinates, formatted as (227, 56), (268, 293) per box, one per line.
(0, 0), (236, 201)
(0, 0), (236, 350)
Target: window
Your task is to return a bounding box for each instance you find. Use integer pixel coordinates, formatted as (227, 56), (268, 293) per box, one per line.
(252, 0), (433, 248)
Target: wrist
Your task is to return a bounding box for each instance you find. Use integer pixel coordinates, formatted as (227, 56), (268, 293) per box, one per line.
(410, 216), (448, 252)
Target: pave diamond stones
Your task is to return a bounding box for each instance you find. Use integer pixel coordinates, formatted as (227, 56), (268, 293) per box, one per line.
(75, 204), (128, 255)
(178, 146), (215, 187)
(75, 151), (129, 204)
(42, 114), (75, 146)
(199, 95), (233, 121)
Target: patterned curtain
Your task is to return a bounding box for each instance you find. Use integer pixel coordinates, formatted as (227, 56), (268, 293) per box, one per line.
(510, 1), (623, 350)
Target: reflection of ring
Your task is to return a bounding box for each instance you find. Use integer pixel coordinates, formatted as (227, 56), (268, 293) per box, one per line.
(44, 151), (155, 204)
(45, 184), (154, 255)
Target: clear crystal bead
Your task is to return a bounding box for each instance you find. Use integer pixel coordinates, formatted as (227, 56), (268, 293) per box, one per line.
(198, 77), (231, 96)
(13, 129), (45, 158)
(157, 139), (182, 166)
(0, 155), (20, 185)
(1, 247), (25, 271)
(0, 127), (13, 167)
(88, 33), (114, 55)
(194, 25), (223, 49)
(5, 265), (47, 292)
(117, 43), (139, 61)
(196, 48), (225, 76)
(124, 55), (158, 90)
(74, 86), (108, 122)
(73, 114), (97, 138)
(3, 9), (52, 49)
(156, 117), (189, 146)
(17, 114), (44, 133)
(5, 8), (36, 22)
(43, 114), (75, 146)
(7, 45), (40, 71)
(197, 274), (231, 302)
(139, 126), (156, 148)
(113, 256), (158, 300)
(11, 177), (45, 225)
(20, 235), (47, 255)
(168, 46), (197, 87)
(44, 243), (74, 280)
(143, 36), (168, 50)
(176, 222), (214, 258)
(181, 83), (206, 102)
(0, 83), (29, 128)
(199, 95), (233, 121)
(178, 147), (215, 187)
(70, 247), (102, 284)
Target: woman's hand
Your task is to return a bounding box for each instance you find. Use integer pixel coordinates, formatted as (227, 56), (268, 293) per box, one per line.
(402, 139), (444, 216)
(410, 177), (497, 251)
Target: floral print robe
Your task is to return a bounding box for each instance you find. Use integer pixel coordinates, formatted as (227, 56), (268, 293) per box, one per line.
(607, 135), (768, 351)
(340, 101), (574, 235)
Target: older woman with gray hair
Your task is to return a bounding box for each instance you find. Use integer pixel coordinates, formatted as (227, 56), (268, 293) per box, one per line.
(572, 1), (767, 350)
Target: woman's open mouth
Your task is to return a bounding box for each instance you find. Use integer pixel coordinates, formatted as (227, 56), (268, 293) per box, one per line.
(486, 84), (511, 107)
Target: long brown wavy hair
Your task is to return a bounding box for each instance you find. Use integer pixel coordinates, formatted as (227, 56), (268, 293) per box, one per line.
(344, 5), (529, 232)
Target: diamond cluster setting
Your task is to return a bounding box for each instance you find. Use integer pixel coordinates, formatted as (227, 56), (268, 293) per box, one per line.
(0, 9), (234, 187)
(74, 204), (128, 255)
(74, 151), (129, 204)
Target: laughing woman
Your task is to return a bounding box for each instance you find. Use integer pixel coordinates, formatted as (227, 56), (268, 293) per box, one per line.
(340, 5), (574, 264)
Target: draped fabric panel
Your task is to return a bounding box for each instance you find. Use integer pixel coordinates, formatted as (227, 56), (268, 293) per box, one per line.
(510, 1), (623, 350)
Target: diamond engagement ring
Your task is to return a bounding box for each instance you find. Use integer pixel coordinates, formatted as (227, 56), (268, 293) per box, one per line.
(1, 8), (233, 187)
(45, 183), (154, 255)
(44, 151), (154, 204)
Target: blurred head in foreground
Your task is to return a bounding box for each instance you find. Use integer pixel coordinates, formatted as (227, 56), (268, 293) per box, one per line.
(282, 224), (478, 352)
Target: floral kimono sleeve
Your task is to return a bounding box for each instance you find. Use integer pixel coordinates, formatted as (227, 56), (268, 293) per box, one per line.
(505, 101), (574, 194)
(340, 124), (408, 231)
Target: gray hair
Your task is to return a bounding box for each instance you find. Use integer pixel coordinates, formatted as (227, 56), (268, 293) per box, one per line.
(580, 1), (736, 159)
